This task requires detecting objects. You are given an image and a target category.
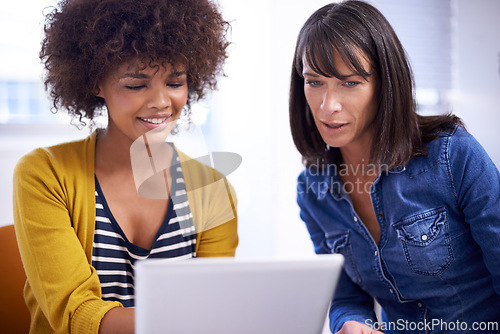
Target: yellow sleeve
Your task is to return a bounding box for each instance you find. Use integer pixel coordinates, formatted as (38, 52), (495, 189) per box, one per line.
(196, 178), (239, 257)
(196, 218), (238, 257)
(13, 148), (120, 334)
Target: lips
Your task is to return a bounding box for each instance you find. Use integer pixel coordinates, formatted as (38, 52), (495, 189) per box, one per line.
(137, 114), (173, 128)
(139, 117), (169, 124)
(322, 121), (348, 130)
(325, 123), (345, 129)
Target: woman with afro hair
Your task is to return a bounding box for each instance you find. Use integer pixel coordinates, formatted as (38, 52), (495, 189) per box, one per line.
(13, 0), (238, 333)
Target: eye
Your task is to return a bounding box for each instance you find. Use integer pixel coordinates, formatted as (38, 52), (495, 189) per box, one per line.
(167, 82), (185, 88)
(125, 85), (146, 91)
(305, 80), (322, 87)
(344, 81), (360, 87)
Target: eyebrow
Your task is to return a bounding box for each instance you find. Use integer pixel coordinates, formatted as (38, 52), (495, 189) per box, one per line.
(119, 71), (187, 80)
(119, 73), (150, 79)
(171, 71), (187, 78)
(302, 71), (359, 78)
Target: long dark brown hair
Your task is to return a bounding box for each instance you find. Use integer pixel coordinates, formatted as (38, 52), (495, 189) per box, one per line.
(289, 0), (463, 169)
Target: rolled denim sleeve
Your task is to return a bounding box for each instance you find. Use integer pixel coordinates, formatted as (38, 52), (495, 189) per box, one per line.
(448, 128), (500, 294)
(297, 177), (377, 333)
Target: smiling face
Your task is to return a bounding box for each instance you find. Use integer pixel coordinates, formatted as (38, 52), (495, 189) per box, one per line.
(97, 61), (189, 145)
(303, 51), (378, 159)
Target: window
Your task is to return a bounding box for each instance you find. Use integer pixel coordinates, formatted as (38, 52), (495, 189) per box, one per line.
(0, 0), (59, 124)
(373, 0), (453, 115)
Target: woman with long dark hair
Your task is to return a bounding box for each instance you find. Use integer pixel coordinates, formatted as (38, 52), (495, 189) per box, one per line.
(290, 1), (500, 333)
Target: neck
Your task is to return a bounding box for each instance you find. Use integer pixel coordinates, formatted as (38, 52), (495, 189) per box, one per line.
(339, 146), (370, 169)
(339, 145), (378, 181)
(95, 128), (134, 174)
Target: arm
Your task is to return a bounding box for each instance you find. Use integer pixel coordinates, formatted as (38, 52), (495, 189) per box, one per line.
(13, 149), (121, 334)
(448, 129), (500, 293)
(330, 271), (379, 333)
(99, 308), (134, 334)
(196, 177), (238, 257)
(297, 180), (377, 333)
(196, 216), (238, 257)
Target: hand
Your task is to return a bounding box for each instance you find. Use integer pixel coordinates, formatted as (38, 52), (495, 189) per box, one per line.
(336, 320), (384, 334)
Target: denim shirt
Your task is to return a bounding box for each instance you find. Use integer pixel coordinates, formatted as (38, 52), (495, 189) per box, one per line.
(297, 126), (500, 334)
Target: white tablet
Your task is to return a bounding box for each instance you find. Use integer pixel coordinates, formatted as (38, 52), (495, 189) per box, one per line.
(135, 255), (344, 334)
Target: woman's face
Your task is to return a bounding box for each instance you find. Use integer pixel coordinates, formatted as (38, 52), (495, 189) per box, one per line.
(97, 61), (188, 144)
(303, 51), (378, 157)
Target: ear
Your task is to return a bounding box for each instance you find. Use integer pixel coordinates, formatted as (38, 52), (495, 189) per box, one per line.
(95, 84), (104, 98)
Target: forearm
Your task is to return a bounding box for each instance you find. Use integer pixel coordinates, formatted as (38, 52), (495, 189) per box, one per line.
(330, 303), (377, 333)
(330, 271), (377, 333)
(99, 307), (135, 334)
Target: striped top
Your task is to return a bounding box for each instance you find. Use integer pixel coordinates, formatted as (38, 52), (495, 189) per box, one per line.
(92, 149), (196, 307)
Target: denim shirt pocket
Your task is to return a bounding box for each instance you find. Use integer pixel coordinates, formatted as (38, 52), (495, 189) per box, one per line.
(393, 207), (455, 276)
(325, 231), (362, 284)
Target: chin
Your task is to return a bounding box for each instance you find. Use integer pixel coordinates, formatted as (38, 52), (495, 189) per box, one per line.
(320, 138), (346, 149)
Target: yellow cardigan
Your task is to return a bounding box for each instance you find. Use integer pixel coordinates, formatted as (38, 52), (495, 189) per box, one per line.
(13, 132), (238, 334)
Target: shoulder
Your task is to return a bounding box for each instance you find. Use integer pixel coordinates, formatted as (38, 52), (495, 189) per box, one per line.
(176, 149), (239, 187)
(176, 149), (217, 182)
(446, 126), (497, 172)
(446, 125), (484, 153)
(297, 161), (330, 183)
(407, 124), (495, 175)
(297, 168), (314, 191)
(175, 148), (238, 243)
(14, 133), (96, 181)
(405, 125), (468, 173)
(297, 166), (331, 202)
(437, 125), (491, 164)
(175, 147), (237, 205)
(429, 124), (482, 152)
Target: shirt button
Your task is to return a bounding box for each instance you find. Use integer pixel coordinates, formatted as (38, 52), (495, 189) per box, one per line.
(389, 289), (394, 294)
(374, 251), (378, 257)
(418, 302), (423, 308)
(421, 234), (428, 241)
(354, 216), (358, 222)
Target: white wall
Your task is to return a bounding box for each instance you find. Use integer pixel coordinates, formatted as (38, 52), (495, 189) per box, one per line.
(453, 0), (500, 168)
(210, 0), (336, 258)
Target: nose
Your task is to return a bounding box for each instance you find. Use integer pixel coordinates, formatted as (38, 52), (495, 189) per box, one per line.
(147, 84), (170, 111)
(321, 88), (342, 113)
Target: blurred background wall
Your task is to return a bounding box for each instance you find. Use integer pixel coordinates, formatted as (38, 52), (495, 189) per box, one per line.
(1, 0), (499, 258)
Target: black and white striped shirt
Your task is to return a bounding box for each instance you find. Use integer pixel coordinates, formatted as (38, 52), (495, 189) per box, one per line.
(92, 150), (196, 307)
